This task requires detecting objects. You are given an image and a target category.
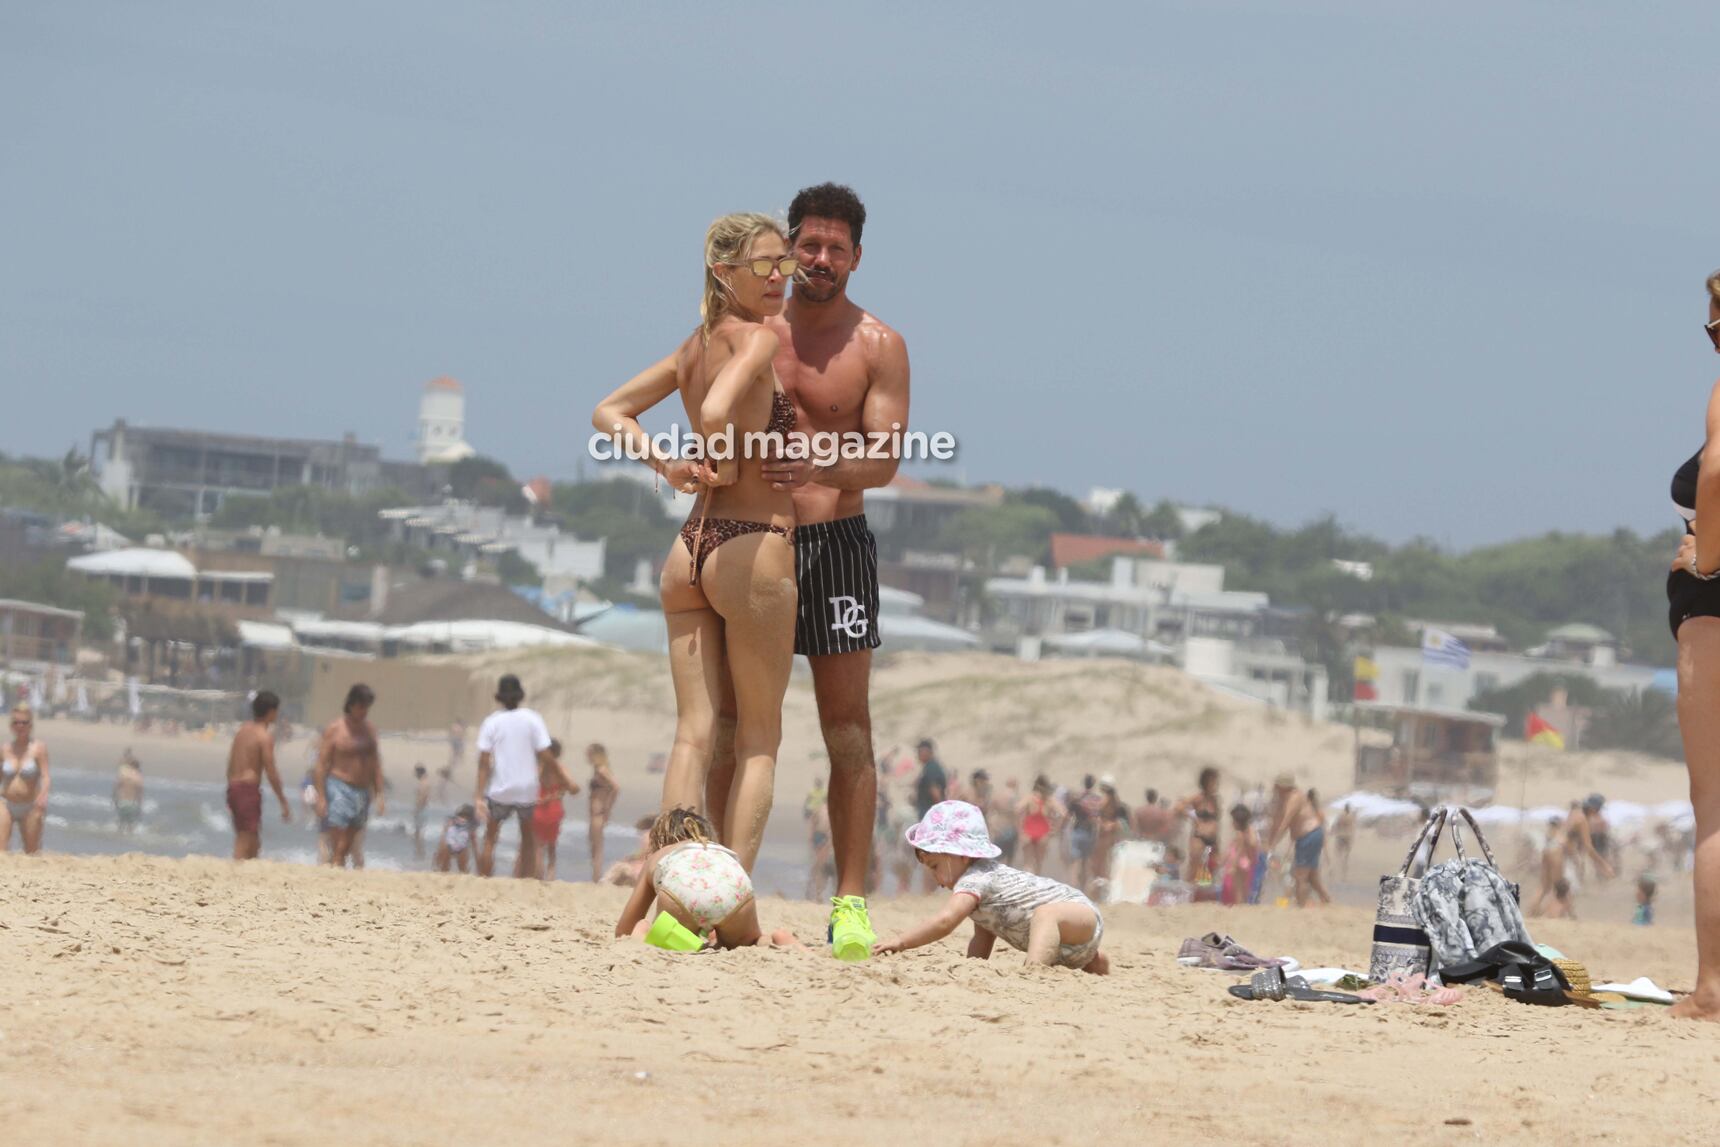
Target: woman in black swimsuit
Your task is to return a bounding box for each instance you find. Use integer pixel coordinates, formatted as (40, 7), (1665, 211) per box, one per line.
(1667, 267), (1720, 1022)
(1173, 766), (1223, 883)
(592, 213), (799, 873)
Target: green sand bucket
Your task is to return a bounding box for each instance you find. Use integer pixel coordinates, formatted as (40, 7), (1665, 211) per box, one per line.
(645, 911), (704, 951)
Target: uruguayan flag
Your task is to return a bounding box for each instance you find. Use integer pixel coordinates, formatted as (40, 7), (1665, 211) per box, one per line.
(1422, 628), (1471, 670)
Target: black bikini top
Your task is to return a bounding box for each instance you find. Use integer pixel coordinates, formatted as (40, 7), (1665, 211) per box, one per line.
(1674, 448), (1701, 527)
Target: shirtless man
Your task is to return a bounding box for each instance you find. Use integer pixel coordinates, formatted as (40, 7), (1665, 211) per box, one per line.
(225, 691), (291, 860)
(1531, 804), (1614, 914)
(745, 182), (910, 957)
(1265, 772), (1331, 907)
(609, 185), (907, 955)
(113, 749), (145, 834)
(1131, 789), (1175, 843)
(314, 684), (384, 868)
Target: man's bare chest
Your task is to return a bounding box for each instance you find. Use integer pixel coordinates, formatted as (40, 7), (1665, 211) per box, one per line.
(775, 346), (870, 431)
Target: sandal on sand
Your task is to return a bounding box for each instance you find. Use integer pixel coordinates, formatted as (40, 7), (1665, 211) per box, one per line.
(1355, 972), (1463, 1006)
(1227, 966), (1374, 1005)
(1179, 933), (1296, 972)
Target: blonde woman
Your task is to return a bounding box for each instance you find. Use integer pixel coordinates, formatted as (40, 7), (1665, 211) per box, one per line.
(592, 213), (799, 871)
(585, 742), (621, 882)
(1, 704), (50, 853)
(1668, 267), (1720, 1021)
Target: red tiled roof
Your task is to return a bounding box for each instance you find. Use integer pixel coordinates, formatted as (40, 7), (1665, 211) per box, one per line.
(1049, 532), (1165, 570)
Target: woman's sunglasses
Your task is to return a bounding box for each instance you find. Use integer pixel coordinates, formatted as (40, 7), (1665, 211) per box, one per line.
(730, 256), (801, 279)
(1706, 318), (1720, 350)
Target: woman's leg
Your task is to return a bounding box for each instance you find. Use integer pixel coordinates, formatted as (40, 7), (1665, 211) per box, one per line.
(1674, 618), (1720, 1020)
(660, 537), (725, 814)
(1024, 902), (1099, 967)
(21, 807), (44, 854)
(589, 811), (607, 882)
(0, 806), (13, 853)
(701, 533), (796, 871)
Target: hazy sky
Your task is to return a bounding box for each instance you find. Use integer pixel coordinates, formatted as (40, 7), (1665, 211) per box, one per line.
(6, 2), (1719, 546)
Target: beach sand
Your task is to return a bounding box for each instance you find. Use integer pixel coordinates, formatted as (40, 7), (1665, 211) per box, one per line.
(2, 853), (1712, 1147)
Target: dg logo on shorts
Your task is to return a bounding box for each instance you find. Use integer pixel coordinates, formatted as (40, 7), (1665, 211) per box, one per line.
(794, 515), (883, 656)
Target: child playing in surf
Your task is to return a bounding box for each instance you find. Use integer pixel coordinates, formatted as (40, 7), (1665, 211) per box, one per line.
(616, 808), (803, 951)
(876, 800), (1109, 974)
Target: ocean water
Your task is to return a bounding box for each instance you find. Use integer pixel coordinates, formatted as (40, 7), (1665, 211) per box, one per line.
(20, 768), (808, 893)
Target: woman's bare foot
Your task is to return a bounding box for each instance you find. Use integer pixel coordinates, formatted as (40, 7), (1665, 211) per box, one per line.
(1670, 987), (1720, 1022)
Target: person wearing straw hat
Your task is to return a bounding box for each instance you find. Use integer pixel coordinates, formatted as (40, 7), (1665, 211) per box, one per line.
(1265, 772), (1330, 907)
(876, 800), (1109, 973)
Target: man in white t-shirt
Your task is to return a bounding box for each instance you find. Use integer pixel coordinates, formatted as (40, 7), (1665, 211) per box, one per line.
(474, 674), (560, 879)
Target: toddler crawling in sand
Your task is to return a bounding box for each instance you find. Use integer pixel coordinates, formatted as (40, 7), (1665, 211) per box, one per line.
(615, 808), (802, 951)
(876, 800), (1109, 974)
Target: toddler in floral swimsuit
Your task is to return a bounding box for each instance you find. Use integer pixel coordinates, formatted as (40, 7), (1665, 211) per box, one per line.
(615, 808), (803, 952)
(876, 800), (1109, 974)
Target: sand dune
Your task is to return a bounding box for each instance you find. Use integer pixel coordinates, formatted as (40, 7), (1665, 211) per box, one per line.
(0, 853), (1710, 1146)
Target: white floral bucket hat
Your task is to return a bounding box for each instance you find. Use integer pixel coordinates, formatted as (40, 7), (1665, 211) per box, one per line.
(905, 800), (1001, 859)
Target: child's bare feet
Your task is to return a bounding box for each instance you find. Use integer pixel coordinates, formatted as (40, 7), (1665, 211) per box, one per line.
(768, 929), (808, 952)
(1081, 951), (1110, 976)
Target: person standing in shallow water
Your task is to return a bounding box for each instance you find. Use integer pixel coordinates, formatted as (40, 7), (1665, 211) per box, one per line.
(226, 690), (292, 859)
(719, 184), (911, 960)
(1, 704), (50, 853)
(315, 684), (384, 869)
(1667, 269), (1720, 1021)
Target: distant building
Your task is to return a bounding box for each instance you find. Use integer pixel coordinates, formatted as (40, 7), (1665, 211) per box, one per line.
(416, 376), (477, 464)
(0, 599), (83, 667)
(1048, 533), (1165, 572)
(378, 501), (605, 585)
(866, 477), (1005, 561)
(90, 420), (444, 519)
(985, 555), (1327, 718)
(1368, 639), (1660, 713)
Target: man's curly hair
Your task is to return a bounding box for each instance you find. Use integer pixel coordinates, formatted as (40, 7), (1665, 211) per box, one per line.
(788, 182), (866, 246)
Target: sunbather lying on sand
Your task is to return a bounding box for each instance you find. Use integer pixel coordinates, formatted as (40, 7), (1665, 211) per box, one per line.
(875, 800), (1109, 974)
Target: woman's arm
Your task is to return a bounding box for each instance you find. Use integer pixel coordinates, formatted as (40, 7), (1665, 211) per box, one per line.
(965, 923), (998, 960)
(875, 892), (979, 954)
(1697, 379), (1720, 573)
(593, 348), (702, 482)
(699, 327), (779, 430)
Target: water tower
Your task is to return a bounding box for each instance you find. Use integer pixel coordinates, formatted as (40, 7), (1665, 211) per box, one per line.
(417, 376), (475, 463)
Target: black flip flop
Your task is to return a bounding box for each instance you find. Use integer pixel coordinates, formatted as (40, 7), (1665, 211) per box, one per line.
(1227, 966), (1374, 1004)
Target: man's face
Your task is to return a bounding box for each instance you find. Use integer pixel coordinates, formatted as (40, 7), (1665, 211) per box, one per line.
(917, 746), (932, 765)
(348, 703), (371, 722)
(792, 216), (859, 303)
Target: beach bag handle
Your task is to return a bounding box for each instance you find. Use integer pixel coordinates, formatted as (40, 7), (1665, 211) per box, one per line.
(1446, 807), (1503, 870)
(1394, 807), (1449, 878)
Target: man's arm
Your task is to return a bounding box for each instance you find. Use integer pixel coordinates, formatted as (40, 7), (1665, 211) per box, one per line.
(813, 326), (909, 491)
(312, 728), (333, 816)
(261, 735), (291, 821)
(1265, 796), (1296, 851)
(475, 751), (493, 817)
(367, 723), (385, 815)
